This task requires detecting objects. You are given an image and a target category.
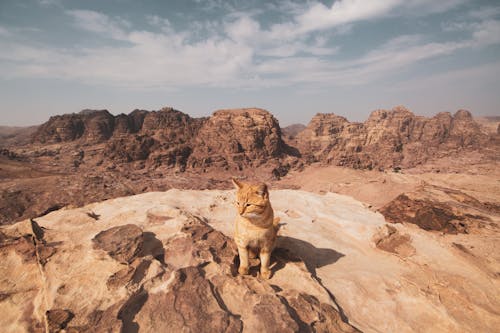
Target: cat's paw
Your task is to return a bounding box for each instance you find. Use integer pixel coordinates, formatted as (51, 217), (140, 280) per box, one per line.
(238, 266), (249, 275)
(260, 269), (272, 280)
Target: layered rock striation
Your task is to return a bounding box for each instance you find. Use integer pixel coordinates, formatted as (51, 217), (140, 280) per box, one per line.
(297, 106), (490, 169)
(30, 105), (495, 172)
(189, 108), (286, 170)
(31, 107), (290, 172)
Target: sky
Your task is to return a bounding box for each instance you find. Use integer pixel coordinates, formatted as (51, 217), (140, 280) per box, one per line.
(0, 0), (499, 126)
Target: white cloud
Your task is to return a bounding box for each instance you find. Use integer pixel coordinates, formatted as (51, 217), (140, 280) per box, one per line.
(296, 0), (401, 33)
(469, 6), (500, 20)
(2, 2), (499, 90)
(36, 0), (62, 6)
(472, 19), (500, 46)
(66, 9), (130, 40)
(146, 15), (172, 31)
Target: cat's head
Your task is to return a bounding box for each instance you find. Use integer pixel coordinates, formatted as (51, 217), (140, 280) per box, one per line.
(232, 178), (269, 218)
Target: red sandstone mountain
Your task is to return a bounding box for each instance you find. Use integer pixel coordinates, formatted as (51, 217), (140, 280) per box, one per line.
(296, 106), (494, 170)
(1, 105), (498, 225)
(27, 105), (496, 172)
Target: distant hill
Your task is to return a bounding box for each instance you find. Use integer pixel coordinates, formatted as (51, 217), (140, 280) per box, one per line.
(0, 125), (38, 147)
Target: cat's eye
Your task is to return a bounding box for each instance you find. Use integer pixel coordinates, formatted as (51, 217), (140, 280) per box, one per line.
(246, 203), (251, 207)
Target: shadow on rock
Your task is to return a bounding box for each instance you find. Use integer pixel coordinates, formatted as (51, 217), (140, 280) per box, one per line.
(117, 289), (149, 333)
(274, 236), (344, 277)
(139, 231), (165, 265)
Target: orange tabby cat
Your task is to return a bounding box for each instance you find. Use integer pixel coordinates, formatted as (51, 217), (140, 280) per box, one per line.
(232, 178), (280, 279)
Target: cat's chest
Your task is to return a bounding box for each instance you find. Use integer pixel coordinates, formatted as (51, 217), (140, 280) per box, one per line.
(235, 218), (273, 246)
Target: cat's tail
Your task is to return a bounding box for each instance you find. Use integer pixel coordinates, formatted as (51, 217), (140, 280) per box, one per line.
(273, 217), (281, 232)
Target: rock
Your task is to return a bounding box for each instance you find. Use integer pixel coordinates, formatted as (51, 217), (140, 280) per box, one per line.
(104, 135), (158, 162)
(0, 224), (45, 332)
(379, 185), (492, 234)
(92, 224), (144, 263)
(32, 114), (85, 143)
(0, 191), (365, 333)
(31, 110), (115, 144)
(3, 105), (497, 228)
(283, 290), (361, 333)
(1, 190), (499, 332)
(135, 266), (243, 332)
(297, 106), (490, 169)
(373, 224), (416, 257)
(46, 309), (74, 332)
(80, 110), (115, 143)
(0, 190), (31, 225)
(189, 108), (286, 170)
(112, 113), (134, 136)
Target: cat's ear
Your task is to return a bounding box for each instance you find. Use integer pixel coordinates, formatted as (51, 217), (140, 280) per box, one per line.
(256, 183), (268, 198)
(231, 177), (243, 189)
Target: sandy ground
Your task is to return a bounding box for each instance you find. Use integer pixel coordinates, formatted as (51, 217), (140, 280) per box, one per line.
(274, 164), (500, 209)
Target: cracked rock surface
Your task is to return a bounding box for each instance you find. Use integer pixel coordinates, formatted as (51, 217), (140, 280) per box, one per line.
(1, 189), (498, 332)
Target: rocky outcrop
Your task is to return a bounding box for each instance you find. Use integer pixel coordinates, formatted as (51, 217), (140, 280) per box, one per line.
(297, 106), (490, 170)
(31, 109), (116, 144)
(379, 185), (494, 234)
(104, 135), (158, 162)
(79, 110), (115, 143)
(92, 224), (144, 263)
(3, 105), (496, 226)
(2, 189), (498, 332)
(32, 113), (85, 143)
(30, 105), (494, 171)
(0, 191), (361, 333)
(189, 108), (286, 170)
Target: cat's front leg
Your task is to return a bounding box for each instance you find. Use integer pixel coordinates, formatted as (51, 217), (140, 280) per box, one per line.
(238, 246), (250, 275)
(260, 250), (272, 279)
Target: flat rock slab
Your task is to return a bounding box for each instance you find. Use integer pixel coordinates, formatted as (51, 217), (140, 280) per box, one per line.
(92, 224), (144, 263)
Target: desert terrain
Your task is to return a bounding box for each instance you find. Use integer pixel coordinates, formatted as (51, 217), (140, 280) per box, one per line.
(1, 106), (499, 332)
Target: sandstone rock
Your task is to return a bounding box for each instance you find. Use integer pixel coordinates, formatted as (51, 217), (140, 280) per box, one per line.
(189, 108), (286, 170)
(0, 190), (31, 224)
(128, 109), (149, 133)
(79, 110), (115, 143)
(379, 185), (492, 234)
(373, 224), (416, 257)
(297, 106), (491, 170)
(46, 309), (74, 332)
(113, 113), (134, 136)
(0, 191), (366, 333)
(4, 105), (497, 228)
(135, 266), (243, 332)
(92, 224), (144, 263)
(104, 135), (157, 162)
(32, 114), (84, 143)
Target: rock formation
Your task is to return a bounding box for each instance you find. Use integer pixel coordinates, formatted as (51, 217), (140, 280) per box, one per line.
(1, 105), (497, 225)
(1, 189), (498, 332)
(297, 106), (491, 170)
(379, 184), (497, 234)
(189, 108), (286, 170)
(28, 105), (495, 172)
(0, 190), (362, 333)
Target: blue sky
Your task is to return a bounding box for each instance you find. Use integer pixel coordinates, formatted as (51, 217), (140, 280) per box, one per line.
(1, 0), (499, 126)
